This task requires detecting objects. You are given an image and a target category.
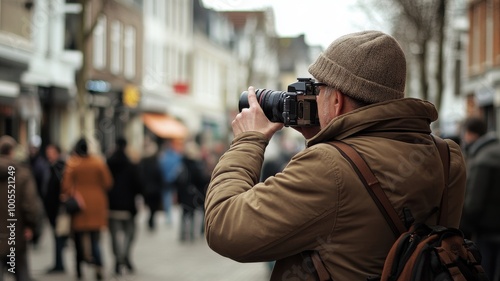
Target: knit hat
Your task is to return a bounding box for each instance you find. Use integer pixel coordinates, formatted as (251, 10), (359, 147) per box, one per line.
(308, 30), (406, 104)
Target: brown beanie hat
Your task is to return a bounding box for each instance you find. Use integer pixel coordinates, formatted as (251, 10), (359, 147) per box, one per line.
(308, 30), (406, 104)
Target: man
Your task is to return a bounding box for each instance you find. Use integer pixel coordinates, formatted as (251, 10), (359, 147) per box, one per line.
(159, 139), (183, 225)
(138, 136), (163, 231)
(204, 31), (466, 280)
(0, 135), (43, 281)
(460, 117), (500, 281)
(106, 137), (142, 275)
(44, 143), (68, 273)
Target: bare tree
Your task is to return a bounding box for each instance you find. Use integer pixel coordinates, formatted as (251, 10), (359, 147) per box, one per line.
(356, 0), (448, 112)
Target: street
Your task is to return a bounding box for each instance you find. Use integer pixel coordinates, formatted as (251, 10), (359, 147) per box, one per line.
(9, 205), (270, 281)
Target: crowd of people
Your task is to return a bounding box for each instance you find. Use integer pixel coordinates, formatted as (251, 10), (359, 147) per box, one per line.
(0, 133), (213, 281)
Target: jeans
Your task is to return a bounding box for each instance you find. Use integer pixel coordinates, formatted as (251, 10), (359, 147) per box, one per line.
(162, 189), (174, 224)
(73, 231), (103, 278)
(108, 217), (136, 266)
(53, 235), (68, 270)
(180, 206), (195, 241)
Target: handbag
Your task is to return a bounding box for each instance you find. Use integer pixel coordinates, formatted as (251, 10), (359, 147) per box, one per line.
(63, 191), (85, 215)
(55, 211), (71, 236)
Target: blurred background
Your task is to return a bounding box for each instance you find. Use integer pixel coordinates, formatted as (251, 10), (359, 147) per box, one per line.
(0, 0), (499, 280)
(1, 0), (497, 154)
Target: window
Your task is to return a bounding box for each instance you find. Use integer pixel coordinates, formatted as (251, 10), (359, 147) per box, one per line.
(92, 15), (107, 69)
(124, 26), (136, 79)
(110, 20), (122, 75)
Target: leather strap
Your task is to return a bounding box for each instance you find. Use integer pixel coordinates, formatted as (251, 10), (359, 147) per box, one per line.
(329, 136), (450, 235)
(311, 251), (332, 281)
(308, 136), (450, 280)
(431, 135), (450, 226)
(329, 141), (406, 237)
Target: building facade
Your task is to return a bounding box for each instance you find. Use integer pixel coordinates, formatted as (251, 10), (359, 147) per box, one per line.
(0, 1), (38, 147)
(465, 0), (500, 131)
(84, 0), (144, 155)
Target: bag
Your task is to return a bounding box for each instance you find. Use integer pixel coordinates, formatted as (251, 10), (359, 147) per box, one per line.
(308, 137), (488, 281)
(63, 191), (85, 215)
(55, 211), (71, 236)
(376, 223), (487, 281)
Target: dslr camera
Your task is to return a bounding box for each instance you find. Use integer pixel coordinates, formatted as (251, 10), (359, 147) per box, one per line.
(238, 78), (320, 127)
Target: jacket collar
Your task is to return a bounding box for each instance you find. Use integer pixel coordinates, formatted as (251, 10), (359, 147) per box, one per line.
(307, 98), (438, 147)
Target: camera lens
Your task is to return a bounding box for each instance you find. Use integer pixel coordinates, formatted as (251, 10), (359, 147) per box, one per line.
(238, 89), (286, 123)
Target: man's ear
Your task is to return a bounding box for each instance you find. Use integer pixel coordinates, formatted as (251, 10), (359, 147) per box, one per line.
(333, 90), (345, 116)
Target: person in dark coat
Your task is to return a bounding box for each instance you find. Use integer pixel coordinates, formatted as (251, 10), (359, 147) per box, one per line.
(176, 141), (209, 242)
(138, 138), (163, 231)
(28, 135), (49, 247)
(106, 137), (142, 275)
(0, 135), (43, 281)
(460, 117), (500, 280)
(43, 143), (68, 273)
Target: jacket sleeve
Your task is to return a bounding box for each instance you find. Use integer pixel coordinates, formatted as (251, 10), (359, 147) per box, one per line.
(445, 140), (466, 228)
(204, 132), (338, 262)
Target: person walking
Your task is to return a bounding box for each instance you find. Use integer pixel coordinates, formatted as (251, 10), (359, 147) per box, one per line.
(0, 135), (43, 281)
(460, 116), (500, 281)
(62, 138), (113, 280)
(138, 137), (163, 231)
(27, 135), (49, 247)
(204, 30), (466, 280)
(43, 143), (68, 274)
(158, 139), (183, 226)
(176, 141), (209, 242)
(106, 137), (142, 275)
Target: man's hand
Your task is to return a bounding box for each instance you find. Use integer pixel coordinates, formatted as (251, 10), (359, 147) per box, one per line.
(232, 86), (283, 140)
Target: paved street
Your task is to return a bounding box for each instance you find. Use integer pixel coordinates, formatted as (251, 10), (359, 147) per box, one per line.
(9, 205), (270, 281)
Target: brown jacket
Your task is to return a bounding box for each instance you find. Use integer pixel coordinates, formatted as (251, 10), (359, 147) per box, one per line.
(0, 157), (42, 257)
(62, 154), (113, 231)
(205, 98), (466, 280)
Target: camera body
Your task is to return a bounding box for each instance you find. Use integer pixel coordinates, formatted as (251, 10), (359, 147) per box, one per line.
(238, 78), (320, 127)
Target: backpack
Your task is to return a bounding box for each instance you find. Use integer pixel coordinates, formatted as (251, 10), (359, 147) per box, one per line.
(308, 137), (489, 281)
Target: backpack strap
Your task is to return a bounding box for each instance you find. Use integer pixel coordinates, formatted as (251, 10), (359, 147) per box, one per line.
(431, 135), (450, 226)
(328, 141), (406, 237)
(308, 138), (451, 280)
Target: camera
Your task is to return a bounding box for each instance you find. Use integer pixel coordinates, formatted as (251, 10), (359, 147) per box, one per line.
(238, 78), (320, 127)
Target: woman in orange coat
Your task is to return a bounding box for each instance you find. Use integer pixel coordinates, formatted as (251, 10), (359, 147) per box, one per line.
(62, 138), (113, 280)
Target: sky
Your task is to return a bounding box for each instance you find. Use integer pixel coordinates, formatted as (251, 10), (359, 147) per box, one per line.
(202, 0), (390, 50)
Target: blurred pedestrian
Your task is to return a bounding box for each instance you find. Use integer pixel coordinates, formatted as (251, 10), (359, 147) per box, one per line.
(106, 137), (142, 275)
(0, 135), (44, 281)
(62, 137), (113, 280)
(460, 116), (500, 281)
(27, 135), (49, 247)
(176, 141), (209, 242)
(43, 143), (68, 274)
(138, 136), (163, 231)
(159, 139), (183, 226)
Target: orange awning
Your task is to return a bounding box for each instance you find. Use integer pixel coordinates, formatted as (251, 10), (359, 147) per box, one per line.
(142, 113), (188, 139)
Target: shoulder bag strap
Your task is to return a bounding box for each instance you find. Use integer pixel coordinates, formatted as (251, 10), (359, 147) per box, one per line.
(328, 141), (406, 237)
(430, 135), (450, 226)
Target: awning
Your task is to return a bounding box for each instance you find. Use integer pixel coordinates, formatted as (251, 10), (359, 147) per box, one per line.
(142, 113), (188, 139)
